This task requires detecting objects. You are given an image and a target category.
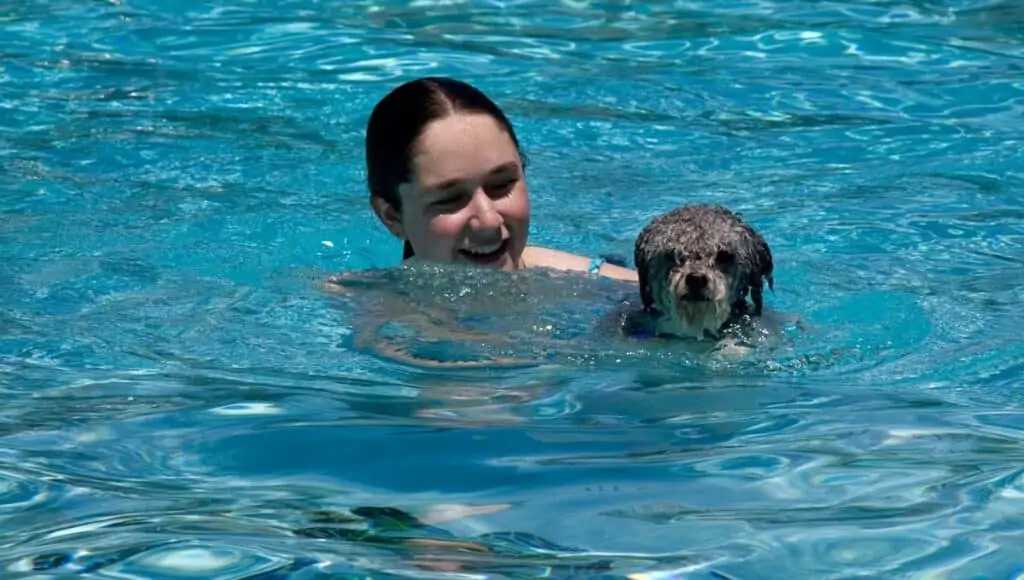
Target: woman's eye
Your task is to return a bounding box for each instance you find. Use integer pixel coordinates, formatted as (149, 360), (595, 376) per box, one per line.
(432, 192), (465, 209)
(486, 179), (516, 197)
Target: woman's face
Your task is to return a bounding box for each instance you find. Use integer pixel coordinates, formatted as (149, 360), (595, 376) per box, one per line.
(376, 112), (530, 270)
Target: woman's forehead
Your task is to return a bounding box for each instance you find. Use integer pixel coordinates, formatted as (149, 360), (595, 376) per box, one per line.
(411, 113), (520, 186)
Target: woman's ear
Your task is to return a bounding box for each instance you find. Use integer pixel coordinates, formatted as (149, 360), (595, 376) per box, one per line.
(370, 196), (405, 239)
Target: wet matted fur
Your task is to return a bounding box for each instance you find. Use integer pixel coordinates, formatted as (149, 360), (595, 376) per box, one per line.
(633, 204), (774, 340)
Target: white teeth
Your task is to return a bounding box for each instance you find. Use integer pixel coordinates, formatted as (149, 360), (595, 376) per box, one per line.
(463, 241), (503, 255)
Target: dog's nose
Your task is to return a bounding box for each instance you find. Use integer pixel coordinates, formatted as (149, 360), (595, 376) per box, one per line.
(685, 273), (708, 294)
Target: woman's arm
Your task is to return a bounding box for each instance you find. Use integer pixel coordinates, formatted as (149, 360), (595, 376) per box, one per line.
(523, 246), (638, 283)
(321, 273), (547, 369)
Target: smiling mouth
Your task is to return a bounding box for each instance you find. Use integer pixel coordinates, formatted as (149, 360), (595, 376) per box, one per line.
(459, 239), (509, 264)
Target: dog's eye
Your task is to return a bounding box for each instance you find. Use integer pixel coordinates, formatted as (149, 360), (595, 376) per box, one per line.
(716, 250), (735, 265)
(667, 254), (686, 267)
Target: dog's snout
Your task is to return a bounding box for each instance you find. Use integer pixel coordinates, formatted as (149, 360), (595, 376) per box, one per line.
(685, 273), (709, 294)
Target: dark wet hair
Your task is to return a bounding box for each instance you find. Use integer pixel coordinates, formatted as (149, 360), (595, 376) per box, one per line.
(364, 77), (528, 259)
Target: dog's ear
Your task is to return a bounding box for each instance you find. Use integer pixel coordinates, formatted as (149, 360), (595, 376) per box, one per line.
(634, 236), (656, 312)
(634, 252), (654, 312)
(638, 271), (655, 312)
(755, 233), (773, 292)
(746, 231), (774, 315)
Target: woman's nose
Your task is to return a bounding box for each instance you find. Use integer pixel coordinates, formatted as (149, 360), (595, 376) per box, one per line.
(467, 189), (503, 230)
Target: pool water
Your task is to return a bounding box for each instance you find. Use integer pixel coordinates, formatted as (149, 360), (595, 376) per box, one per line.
(2, 0), (1023, 577)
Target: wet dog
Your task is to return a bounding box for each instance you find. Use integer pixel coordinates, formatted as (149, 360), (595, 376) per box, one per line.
(632, 204), (774, 341)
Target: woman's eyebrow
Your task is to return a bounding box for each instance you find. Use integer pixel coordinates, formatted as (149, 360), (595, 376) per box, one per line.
(488, 162), (519, 175)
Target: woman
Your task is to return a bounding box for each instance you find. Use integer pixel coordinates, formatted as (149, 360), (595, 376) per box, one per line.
(364, 76), (637, 282)
(324, 76), (638, 368)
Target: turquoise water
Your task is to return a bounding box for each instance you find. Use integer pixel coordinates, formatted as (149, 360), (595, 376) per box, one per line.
(2, 0), (1024, 577)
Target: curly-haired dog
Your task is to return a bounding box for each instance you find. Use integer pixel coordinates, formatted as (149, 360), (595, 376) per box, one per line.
(633, 204), (774, 340)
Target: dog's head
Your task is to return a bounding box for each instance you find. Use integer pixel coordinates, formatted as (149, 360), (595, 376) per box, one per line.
(634, 204), (773, 339)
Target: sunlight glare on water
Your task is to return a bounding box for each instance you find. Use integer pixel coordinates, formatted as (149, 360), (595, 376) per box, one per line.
(1, 0), (1023, 577)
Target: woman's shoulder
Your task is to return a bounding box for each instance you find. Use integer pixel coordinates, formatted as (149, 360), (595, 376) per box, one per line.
(524, 246), (638, 283)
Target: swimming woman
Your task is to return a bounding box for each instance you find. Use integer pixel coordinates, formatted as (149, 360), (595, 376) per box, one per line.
(357, 76), (638, 282)
(323, 76), (638, 368)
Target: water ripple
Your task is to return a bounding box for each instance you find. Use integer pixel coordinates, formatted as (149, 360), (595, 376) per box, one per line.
(3, 0), (1024, 577)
